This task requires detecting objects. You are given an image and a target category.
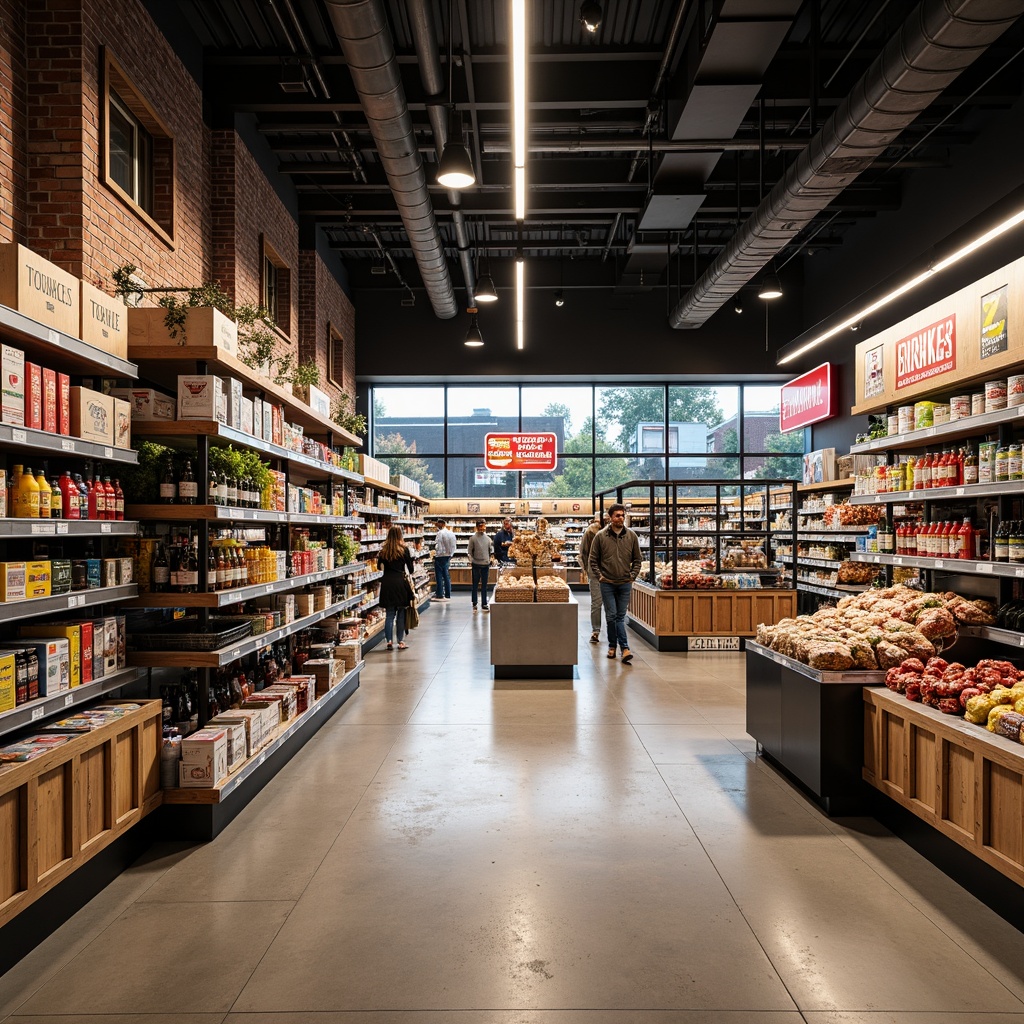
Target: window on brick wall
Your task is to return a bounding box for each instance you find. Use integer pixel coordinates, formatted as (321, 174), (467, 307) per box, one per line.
(328, 323), (348, 390)
(260, 236), (292, 337)
(102, 49), (175, 246)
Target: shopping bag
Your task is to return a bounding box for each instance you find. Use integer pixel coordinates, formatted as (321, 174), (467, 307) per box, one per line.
(407, 599), (420, 629)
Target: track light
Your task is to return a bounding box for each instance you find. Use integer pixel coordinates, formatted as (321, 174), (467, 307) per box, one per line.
(850, 318), (865, 332)
(733, 297), (743, 314)
(464, 312), (484, 347)
(758, 274), (783, 300)
(474, 271), (497, 303)
(554, 290), (564, 307)
(580, 0), (602, 33)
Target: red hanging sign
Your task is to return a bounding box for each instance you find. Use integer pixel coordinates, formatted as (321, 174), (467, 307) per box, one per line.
(484, 432), (558, 471)
(780, 362), (833, 432)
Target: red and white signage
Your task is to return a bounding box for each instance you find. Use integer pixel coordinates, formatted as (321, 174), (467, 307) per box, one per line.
(896, 314), (956, 389)
(484, 432), (558, 471)
(780, 363), (833, 433)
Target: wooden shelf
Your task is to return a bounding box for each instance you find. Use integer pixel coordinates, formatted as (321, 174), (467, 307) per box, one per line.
(126, 504), (364, 526)
(128, 342), (361, 445)
(797, 477), (855, 493)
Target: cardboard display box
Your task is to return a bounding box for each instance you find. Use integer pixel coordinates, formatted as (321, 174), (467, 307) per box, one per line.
(80, 281), (128, 358)
(69, 387), (114, 445)
(2, 344), (24, 427)
(177, 375), (226, 422)
(128, 306), (237, 355)
(109, 387), (175, 421)
(0, 243), (79, 336)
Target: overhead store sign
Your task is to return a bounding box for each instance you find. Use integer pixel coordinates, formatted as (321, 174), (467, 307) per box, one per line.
(484, 432), (558, 471)
(780, 363), (833, 432)
(896, 314), (956, 389)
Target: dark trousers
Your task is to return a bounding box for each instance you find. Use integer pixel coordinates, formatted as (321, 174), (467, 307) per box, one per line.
(471, 563), (490, 607)
(600, 581), (632, 651)
(433, 556), (451, 598)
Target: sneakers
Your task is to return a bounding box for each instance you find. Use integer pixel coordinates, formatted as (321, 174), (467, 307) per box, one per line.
(621, 649), (633, 664)
(482, 606), (490, 613)
(607, 649), (617, 659)
(472, 606), (478, 613)
(590, 631), (600, 644)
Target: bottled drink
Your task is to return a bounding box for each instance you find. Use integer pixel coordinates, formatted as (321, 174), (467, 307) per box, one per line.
(217, 547), (229, 590)
(208, 546), (219, 592)
(1012, 522), (1024, 563)
(59, 470), (78, 519)
(178, 460), (197, 504)
(995, 520), (1010, 562)
(17, 466), (40, 518)
(103, 477), (116, 520)
(209, 467), (220, 506)
(217, 471), (228, 506)
(959, 518), (974, 560)
(152, 544), (170, 592)
(184, 538), (200, 593)
(89, 476), (104, 520)
(75, 474), (89, 520)
(227, 476), (238, 506)
(113, 479), (124, 520)
(160, 455), (176, 503)
(49, 476), (62, 519)
(35, 469), (51, 518)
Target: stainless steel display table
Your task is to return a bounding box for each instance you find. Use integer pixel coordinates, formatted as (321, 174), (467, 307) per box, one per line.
(489, 595), (578, 679)
(745, 639), (885, 814)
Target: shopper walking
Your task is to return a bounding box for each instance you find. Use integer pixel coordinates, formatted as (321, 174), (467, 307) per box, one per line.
(589, 503), (642, 663)
(493, 517), (516, 565)
(578, 516), (606, 644)
(432, 518), (456, 600)
(379, 525), (416, 650)
(467, 518), (494, 612)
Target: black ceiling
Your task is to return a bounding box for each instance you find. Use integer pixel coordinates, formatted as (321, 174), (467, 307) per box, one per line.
(178, 0), (1024, 316)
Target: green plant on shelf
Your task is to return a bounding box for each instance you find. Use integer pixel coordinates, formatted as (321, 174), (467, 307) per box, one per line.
(292, 360), (320, 388)
(118, 440), (177, 504)
(335, 530), (359, 565)
(209, 445), (273, 497)
(331, 393), (366, 438)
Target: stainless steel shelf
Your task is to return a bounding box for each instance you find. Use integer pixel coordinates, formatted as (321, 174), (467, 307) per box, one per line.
(851, 551), (1024, 578)
(0, 584), (137, 625)
(849, 406), (1024, 454)
(0, 518), (138, 537)
(0, 422), (138, 465)
(848, 480), (1024, 505)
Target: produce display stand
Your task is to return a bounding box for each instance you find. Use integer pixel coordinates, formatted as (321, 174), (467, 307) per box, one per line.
(745, 640), (885, 814)
(489, 594), (578, 679)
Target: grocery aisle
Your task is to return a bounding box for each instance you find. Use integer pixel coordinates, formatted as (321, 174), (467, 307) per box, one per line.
(4, 596), (1024, 1022)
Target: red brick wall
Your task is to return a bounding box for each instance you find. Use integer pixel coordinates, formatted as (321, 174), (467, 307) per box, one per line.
(20, 0), (210, 290)
(298, 248), (356, 412)
(0, 0), (27, 243)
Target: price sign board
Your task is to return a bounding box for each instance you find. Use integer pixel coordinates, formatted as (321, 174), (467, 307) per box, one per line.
(484, 432), (557, 471)
(687, 636), (742, 651)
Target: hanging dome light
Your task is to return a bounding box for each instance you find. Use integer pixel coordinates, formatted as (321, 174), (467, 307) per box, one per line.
(758, 274), (783, 300)
(464, 314), (484, 347)
(437, 107), (476, 189)
(580, 0), (602, 33)
(474, 273), (497, 303)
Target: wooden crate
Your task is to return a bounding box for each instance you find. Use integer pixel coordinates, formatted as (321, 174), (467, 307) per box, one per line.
(80, 281), (128, 359)
(127, 306), (237, 355)
(864, 687), (1024, 884)
(0, 700), (162, 928)
(0, 243), (80, 336)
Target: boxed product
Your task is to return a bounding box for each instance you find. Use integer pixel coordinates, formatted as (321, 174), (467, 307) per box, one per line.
(70, 386), (114, 444)
(42, 367), (57, 433)
(283, 674), (316, 714)
(2, 344), (24, 426)
(25, 560), (51, 599)
(260, 686), (297, 720)
(205, 718), (247, 771)
(80, 280), (128, 358)
(71, 621), (94, 684)
(239, 700), (280, 740)
(127, 306), (238, 355)
(0, 243), (79, 335)
(243, 691), (290, 723)
(306, 658), (342, 696)
(209, 711), (260, 757)
(50, 559), (72, 596)
(294, 382), (330, 418)
(20, 622), (81, 689)
(241, 396), (254, 435)
(262, 401), (273, 443)
(86, 558), (102, 589)
(90, 618), (105, 680)
(252, 397), (263, 439)
(294, 593), (314, 617)
(57, 372), (70, 435)
(116, 558), (133, 586)
(101, 559), (117, 588)
(226, 377), (243, 429)
(109, 387), (176, 421)
(0, 562), (26, 603)
(24, 361), (42, 429)
(802, 448), (836, 485)
(177, 375), (226, 422)
(180, 726), (229, 786)
(26, 637), (70, 696)
(112, 397), (131, 449)
(0, 651), (15, 713)
(272, 593), (295, 624)
(271, 405), (283, 446)
(102, 617), (117, 674)
(116, 614), (126, 668)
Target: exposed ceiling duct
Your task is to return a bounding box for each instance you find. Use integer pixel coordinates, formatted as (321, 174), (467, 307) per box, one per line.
(323, 0), (458, 319)
(669, 0), (1024, 329)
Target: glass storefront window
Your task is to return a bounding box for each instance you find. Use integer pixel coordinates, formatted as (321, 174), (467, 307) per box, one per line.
(521, 387), (593, 454)
(446, 457), (518, 498)
(373, 454), (445, 498)
(446, 387), (519, 453)
(595, 386), (665, 455)
(372, 387), (444, 451)
(669, 385), (739, 456)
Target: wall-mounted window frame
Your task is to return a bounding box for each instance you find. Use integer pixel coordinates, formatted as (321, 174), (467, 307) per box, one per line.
(327, 322), (348, 390)
(260, 235), (292, 338)
(101, 48), (175, 247)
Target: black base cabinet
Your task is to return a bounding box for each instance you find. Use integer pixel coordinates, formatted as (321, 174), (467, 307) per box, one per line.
(745, 641), (881, 815)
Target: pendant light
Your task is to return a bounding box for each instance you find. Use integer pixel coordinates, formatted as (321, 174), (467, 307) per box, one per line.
(436, 0), (475, 189)
(464, 311), (484, 347)
(758, 273), (783, 300)
(474, 253), (497, 303)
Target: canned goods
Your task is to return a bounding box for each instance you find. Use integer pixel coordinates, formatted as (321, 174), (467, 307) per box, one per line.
(933, 403), (950, 424)
(887, 414), (900, 436)
(986, 380), (1008, 412)
(996, 446), (1010, 482)
(973, 392), (986, 416)
(914, 401), (936, 429)
(950, 395), (971, 420)
(1010, 375), (1024, 408)
(979, 440), (998, 483)
(1011, 444), (1023, 481)
(898, 405), (915, 434)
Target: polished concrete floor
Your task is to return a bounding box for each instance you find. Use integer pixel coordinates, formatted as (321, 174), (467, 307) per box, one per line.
(4, 596), (1024, 1022)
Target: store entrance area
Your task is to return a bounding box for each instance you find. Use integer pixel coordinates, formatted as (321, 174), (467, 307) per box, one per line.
(3, 597), (1024, 1019)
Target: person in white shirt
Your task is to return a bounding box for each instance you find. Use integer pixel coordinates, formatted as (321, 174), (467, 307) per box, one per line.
(433, 519), (457, 601)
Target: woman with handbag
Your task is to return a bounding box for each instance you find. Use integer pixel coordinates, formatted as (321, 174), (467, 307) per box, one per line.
(379, 525), (416, 650)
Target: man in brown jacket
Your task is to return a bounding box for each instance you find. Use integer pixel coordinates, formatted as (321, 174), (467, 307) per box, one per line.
(588, 503), (642, 663)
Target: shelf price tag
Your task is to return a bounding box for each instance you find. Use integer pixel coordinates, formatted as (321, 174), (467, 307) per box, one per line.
(101, 523), (111, 533)
(104, 447), (113, 458)
(68, 594), (83, 607)
(265, 584), (274, 594)
(1015, 567), (1024, 578)
(61, 439), (74, 451)
(956, 488), (965, 496)
(56, 522), (68, 534)
(231, 649), (241, 659)
(978, 562), (994, 573)
(31, 523), (49, 534)
(47, 329), (59, 344)
(31, 706), (44, 721)
(64, 694), (74, 707)
(935, 559), (944, 569)
(891, 556), (901, 564)
(12, 428), (26, 444)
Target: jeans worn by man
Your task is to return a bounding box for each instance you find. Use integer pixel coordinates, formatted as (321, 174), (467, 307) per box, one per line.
(433, 556), (451, 599)
(471, 562), (490, 610)
(600, 581), (632, 657)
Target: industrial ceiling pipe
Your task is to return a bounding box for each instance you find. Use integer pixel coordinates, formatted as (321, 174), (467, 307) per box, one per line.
(669, 0), (1024, 330)
(323, 0), (458, 318)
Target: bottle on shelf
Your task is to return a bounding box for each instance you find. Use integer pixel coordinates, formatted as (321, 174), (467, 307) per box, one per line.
(103, 476), (116, 520)
(959, 517), (975, 560)
(226, 475), (238, 507)
(160, 455), (176, 503)
(178, 460), (197, 505)
(35, 468), (51, 519)
(113, 479), (124, 520)
(208, 546), (219, 592)
(17, 466), (40, 518)
(995, 520), (1010, 562)
(74, 474), (89, 519)
(217, 471), (228, 506)
(209, 467), (220, 506)
(89, 474), (104, 520)
(152, 543), (170, 592)
(58, 469), (77, 519)
(49, 474), (62, 519)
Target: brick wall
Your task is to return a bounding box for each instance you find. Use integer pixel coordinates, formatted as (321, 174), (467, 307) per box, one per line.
(298, 248), (356, 413)
(0, 0), (27, 243)
(19, 0), (210, 289)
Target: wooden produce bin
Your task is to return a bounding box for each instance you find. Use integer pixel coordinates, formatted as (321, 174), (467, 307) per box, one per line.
(0, 700), (162, 929)
(628, 581), (797, 652)
(127, 305), (238, 355)
(864, 687), (1024, 885)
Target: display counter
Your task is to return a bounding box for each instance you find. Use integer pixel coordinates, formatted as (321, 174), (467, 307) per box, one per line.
(489, 595), (578, 679)
(745, 640), (884, 814)
(630, 581), (797, 651)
